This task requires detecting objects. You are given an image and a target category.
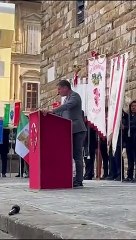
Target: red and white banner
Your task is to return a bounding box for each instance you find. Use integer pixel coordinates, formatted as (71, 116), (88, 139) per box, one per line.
(107, 52), (129, 153)
(87, 56), (106, 137)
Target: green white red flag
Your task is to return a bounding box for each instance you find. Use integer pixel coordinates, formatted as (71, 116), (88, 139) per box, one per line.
(15, 111), (29, 163)
(3, 102), (20, 127)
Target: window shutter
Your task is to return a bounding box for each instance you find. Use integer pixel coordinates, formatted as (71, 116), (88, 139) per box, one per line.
(27, 25), (31, 54)
(33, 25), (38, 55)
(26, 24), (41, 55)
(0, 61), (5, 76)
(31, 25), (34, 54)
(37, 25), (41, 54)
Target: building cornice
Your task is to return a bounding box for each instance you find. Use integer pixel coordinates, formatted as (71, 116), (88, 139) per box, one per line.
(9, 1), (41, 4)
(11, 53), (41, 65)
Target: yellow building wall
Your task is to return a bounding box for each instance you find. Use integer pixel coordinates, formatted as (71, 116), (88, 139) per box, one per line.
(0, 3), (15, 48)
(0, 2), (15, 102)
(0, 48), (11, 101)
(0, 12), (15, 30)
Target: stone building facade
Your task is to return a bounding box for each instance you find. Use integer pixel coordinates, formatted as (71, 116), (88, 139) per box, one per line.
(0, 0), (41, 173)
(10, 0), (41, 114)
(41, 1), (136, 107)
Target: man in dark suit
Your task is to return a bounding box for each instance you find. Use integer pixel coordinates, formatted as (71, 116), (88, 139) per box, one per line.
(43, 80), (87, 187)
(125, 101), (136, 181)
(0, 128), (10, 177)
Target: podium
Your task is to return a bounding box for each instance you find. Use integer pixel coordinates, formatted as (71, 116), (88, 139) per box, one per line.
(29, 111), (73, 189)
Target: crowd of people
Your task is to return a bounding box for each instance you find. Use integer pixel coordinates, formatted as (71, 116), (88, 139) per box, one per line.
(83, 100), (136, 182)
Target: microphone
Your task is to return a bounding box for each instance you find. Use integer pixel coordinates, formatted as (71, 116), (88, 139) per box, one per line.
(8, 205), (20, 216)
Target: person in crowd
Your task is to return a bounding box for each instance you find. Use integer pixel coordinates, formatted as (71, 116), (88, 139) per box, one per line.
(15, 157), (29, 178)
(99, 137), (109, 179)
(0, 128), (10, 177)
(15, 157), (24, 177)
(124, 100), (136, 182)
(96, 106), (109, 180)
(106, 110), (129, 181)
(42, 80), (87, 188)
(15, 114), (29, 178)
(24, 162), (29, 178)
(83, 126), (109, 180)
(114, 110), (128, 181)
(107, 133), (124, 181)
(83, 125), (96, 180)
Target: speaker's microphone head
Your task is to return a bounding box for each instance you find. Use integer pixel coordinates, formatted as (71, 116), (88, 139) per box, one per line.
(8, 205), (20, 216)
(12, 205), (20, 212)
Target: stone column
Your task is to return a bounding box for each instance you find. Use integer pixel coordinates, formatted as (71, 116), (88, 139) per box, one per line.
(10, 64), (15, 100)
(15, 3), (22, 53)
(14, 64), (20, 100)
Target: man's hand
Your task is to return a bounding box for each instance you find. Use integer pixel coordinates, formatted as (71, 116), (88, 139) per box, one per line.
(41, 109), (53, 116)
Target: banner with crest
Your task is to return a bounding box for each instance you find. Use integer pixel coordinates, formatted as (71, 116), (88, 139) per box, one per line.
(87, 55), (106, 137)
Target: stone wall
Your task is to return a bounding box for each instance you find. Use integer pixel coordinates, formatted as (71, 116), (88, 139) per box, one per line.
(41, 1), (136, 107)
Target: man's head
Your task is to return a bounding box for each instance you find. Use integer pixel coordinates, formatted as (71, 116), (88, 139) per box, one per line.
(130, 100), (136, 114)
(57, 80), (71, 96)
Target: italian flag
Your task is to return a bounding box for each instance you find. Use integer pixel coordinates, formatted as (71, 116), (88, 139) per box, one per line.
(3, 102), (20, 127)
(15, 112), (29, 164)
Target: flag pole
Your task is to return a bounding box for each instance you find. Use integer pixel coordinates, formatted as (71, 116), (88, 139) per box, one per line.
(97, 134), (101, 180)
(9, 128), (13, 178)
(87, 123), (90, 160)
(19, 156), (22, 178)
(120, 112), (123, 182)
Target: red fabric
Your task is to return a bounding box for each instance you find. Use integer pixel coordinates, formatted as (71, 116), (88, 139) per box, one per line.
(29, 111), (40, 189)
(14, 102), (20, 126)
(29, 111), (73, 190)
(91, 51), (99, 58)
(52, 101), (61, 108)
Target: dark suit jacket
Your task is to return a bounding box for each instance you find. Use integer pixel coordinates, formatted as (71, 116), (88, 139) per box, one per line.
(53, 91), (87, 134)
(0, 128), (10, 154)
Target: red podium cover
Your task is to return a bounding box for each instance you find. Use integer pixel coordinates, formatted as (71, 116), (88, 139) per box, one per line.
(29, 111), (73, 189)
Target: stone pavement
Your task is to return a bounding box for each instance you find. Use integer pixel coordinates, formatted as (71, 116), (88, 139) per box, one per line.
(0, 230), (15, 239)
(0, 177), (136, 239)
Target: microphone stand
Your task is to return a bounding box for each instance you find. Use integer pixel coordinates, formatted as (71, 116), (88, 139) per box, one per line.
(120, 113), (123, 182)
(40, 94), (59, 109)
